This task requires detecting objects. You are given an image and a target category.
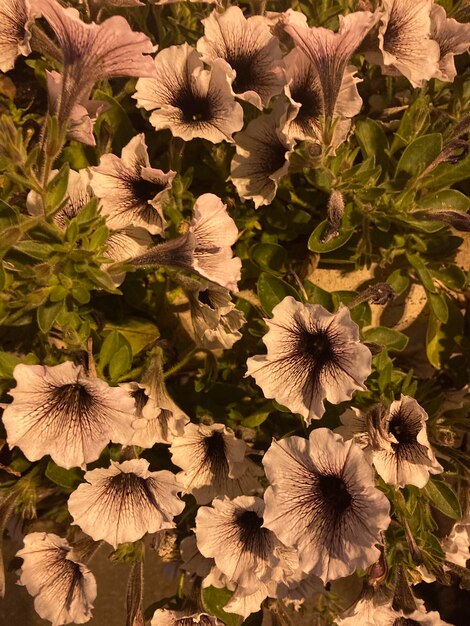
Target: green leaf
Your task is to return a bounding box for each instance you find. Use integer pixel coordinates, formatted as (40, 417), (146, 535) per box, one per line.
(424, 479), (462, 519)
(304, 280), (334, 310)
(86, 266), (121, 293)
(418, 189), (470, 211)
(0, 351), (21, 378)
(250, 243), (287, 276)
(257, 273), (300, 316)
(202, 587), (242, 626)
(390, 95), (430, 154)
(308, 205), (354, 253)
(426, 313), (445, 369)
(426, 291), (448, 323)
(432, 266), (466, 290)
(45, 460), (84, 491)
(363, 327), (409, 352)
(387, 270), (410, 296)
(406, 253), (437, 293)
(242, 402), (273, 427)
(396, 134), (442, 179)
(13, 240), (56, 260)
(104, 318), (160, 356)
(45, 164), (70, 213)
(355, 117), (390, 170)
(109, 344), (133, 380)
(37, 300), (64, 333)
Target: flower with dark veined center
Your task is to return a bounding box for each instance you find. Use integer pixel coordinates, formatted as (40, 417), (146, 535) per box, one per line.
(364, 0), (440, 88)
(89, 134), (175, 236)
(0, 0), (34, 72)
(68, 459), (185, 548)
(197, 6), (285, 109)
(262, 428), (391, 582)
(36, 0), (156, 129)
(246, 296), (372, 424)
(195, 495), (298, 617)
(16, 532), (97, 626)
(134, 43), (244, 143)
(230, 96), (297, 208)
(1, 362), (136, 469)
(170, 423), (261, 505)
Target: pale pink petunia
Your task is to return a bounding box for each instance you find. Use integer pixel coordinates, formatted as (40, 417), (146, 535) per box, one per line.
(262, 428), (391, 582)
(284, 47), (362, 150)
(68, 458), (185, 548)
(89, 134), (175, 235)
(0, 0), (33, 72)
(134, 43), (244, 143)
(150, 610), (224, 626)
(17, 532), (97, 626)
(442, 519), (470, 569)
(430, 4), (470, 82)
(365, 0), (441, 88)
(170, 422), (260, 504)
(282, 10), (378, 118)
(246, 296), (372, 424)
(36, 0), (156, 126)
(197, 6), (285, 109)
(2, 362), (136, 469)
(231, 96), (297, 208)
(131, 193), (242, 291)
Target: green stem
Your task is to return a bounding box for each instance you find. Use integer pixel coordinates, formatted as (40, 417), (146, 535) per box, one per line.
(163, 348), (209, 379)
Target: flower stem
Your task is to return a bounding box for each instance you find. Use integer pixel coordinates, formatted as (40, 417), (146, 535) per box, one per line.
(163, 348), (209, 379)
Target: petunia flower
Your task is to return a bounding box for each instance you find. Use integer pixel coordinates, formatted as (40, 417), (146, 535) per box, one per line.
(230, 96), (297, 208)
(442, 519), (470, 568)
(123, 374), (189, 447)
(195, 495), (299, 617)
(170, 422), (261, 504)
(0, 0), (33, 72)
(45, 70), (110, 146)
(89, 134), (175, 235)
(2, 362), (136, 469)
(245, 296), (372, 424)
(284, 47), (362, 150)
(196, 6), (285, 109)
(430, 4), (470, 82)
(131, 193), (242, 292)
(368, 606), (454, 626)
(68, 458), (185, 548)
(339, 396), (443, 488)
(134, 43), (244, 143)
(364, 0), (440, 88)
(36, 0), (156, 128)
(187, 281), (246, 350)
(150, 610), (224, 626)
(16, 532), (97, 626)
(262, 428), (391, 582)
(282, 10), (378, 120)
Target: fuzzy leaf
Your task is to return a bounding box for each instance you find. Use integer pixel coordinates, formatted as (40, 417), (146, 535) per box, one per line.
(424, 479), (462, 519)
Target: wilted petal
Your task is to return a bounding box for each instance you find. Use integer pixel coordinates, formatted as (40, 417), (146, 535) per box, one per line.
(366, 0), (441, 87)
(134, 43), (244, 143)
(263, 428), (391, 582)
(246, 297), (372, 424)
(197, 6), (285, 109)
(170, 422), (260, 504)
(431, 4), (470, 82)
(231, 97), (296, 208)
(2, 362), (136, 469)
(17, 532), (97, 626)
(0, 0), (33, 72)
(68, 458), (185, 548)
(283, 10), (377, 117)
(90, 134), (174, 235)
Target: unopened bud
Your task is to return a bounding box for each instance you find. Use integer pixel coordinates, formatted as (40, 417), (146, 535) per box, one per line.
(321, 190), (345, 243)
(426, 210), (470, 232)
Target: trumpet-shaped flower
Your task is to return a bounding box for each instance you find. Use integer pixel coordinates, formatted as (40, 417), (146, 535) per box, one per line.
(197, 6), (285, 109)
(16, 532), (97, 626)
(365, 0), (440, 87)
(246, 296), (372, 424)
(2, 362), (135, 469)
(0, 0), (33, 72)
(68, 459), (185, 548)
(282, 10), (377, 119)
(263, 428), (391, 582)
(36, 0), (156, 126)
(231, 97), (296, 208)
(195, 496), (298, 617)
(170, 423), (260, 504)
(430, 4), (470, 82)
(89, 134), (175, 235)
(134, 43), (244, 143)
